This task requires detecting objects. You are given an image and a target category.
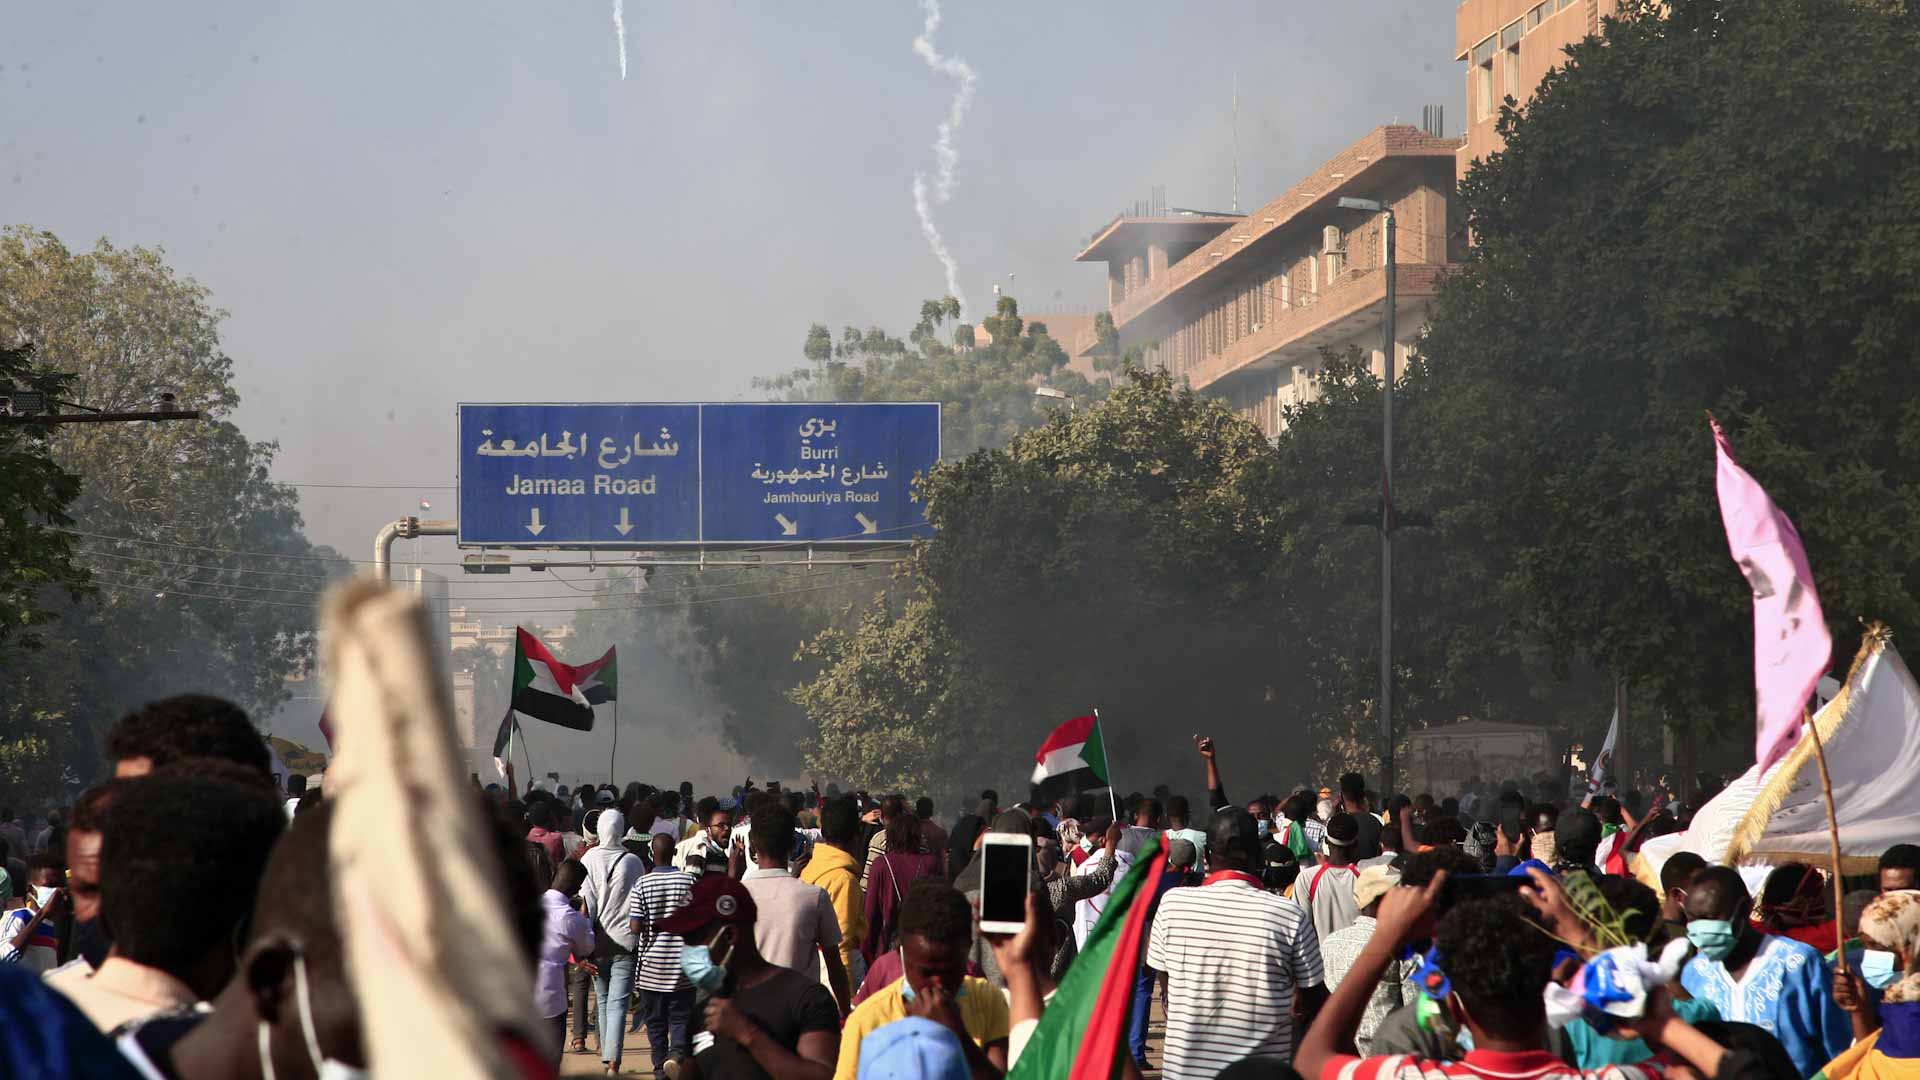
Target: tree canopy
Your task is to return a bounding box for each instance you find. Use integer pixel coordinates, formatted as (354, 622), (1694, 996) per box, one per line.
(1412, 0), (1920, 746)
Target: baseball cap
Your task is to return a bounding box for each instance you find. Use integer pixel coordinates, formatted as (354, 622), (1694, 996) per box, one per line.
(659, 873), (758, 936)
(857, 1017), (970, 1080)
(1325, 812), (1359, 849)
(1353, 863), (1401, 909)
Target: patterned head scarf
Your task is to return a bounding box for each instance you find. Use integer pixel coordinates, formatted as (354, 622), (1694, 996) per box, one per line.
(1860, 889), (1920, 1004)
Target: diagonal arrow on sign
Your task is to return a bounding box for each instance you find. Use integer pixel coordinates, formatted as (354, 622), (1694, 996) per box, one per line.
(526, 508), (545, 537)
(854, 512), (878, 535)
(774, 513), (798, 537)
(614, 507), (634, 536)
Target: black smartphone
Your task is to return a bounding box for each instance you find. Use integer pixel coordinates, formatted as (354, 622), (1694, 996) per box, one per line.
(1500, 805), (1525, 842)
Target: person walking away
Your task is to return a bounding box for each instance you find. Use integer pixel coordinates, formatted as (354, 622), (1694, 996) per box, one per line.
(914, 799), (948, 873)
(740, 805), (852, 1017)
(801, 796), (869, 991)
(1316, 863), (1409, 1055)
(629, 832), (697, 1077)
(663, 874), (841, 1080)
(862, 809), (941, 967)
(1146, 807), (1326, 1078)
(1680, 864), (1850, 1076)
(527, 800), (567, 869)
(1338, 773), (1382, 861)
(580, 807), (644, 1075)
(538, 859), (595, 1071)
(1304, 813), (1363, 945)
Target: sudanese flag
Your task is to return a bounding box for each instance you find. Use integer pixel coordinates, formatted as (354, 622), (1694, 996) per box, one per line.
(511, 629), (615, 732)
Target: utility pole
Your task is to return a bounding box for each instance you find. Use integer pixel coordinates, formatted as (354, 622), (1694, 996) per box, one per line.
(1338, 197), (1398, 796)
(0, 388), (202, 426)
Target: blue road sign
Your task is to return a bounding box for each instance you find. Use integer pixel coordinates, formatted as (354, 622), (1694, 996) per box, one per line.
(457, 402), (939, 546)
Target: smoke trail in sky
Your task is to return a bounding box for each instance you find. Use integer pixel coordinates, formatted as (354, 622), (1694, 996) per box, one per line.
(612, 0), (627, 79)
(910, 0), (975, 317)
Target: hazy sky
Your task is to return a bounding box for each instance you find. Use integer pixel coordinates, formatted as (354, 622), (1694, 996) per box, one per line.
(8, 0), (1457, 559)
(10, 2), (1458, 777)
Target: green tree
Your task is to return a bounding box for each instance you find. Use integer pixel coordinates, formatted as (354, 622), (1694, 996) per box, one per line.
(1415, 0), (1920, 754)
(0, 342), (85, 651)
(795, 368), (1300, 797)
(0, 228), (345, 782)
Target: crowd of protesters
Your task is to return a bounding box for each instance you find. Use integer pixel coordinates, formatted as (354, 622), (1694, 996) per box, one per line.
(7, 696), (1920, 1080)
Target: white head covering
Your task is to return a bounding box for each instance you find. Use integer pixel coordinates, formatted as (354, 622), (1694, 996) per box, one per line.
(580, 809), (642, 950)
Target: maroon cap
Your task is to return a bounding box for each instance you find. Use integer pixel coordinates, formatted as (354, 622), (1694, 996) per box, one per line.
(659, 873), (758, 935)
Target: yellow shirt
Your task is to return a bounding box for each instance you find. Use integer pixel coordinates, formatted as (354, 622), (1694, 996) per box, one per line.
(799, 842), (865, 973)
(832, 976), (1010, 1080)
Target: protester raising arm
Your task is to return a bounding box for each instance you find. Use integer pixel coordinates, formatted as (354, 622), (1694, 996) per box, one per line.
(1193, 735), (1228, 813)
(1296, 870), (1450, 1078)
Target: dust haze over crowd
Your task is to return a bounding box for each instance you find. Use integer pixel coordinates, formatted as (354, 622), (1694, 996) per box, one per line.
(6, 1), (1456, 785)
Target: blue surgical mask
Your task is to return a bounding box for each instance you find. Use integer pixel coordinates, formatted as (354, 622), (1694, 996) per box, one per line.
(899, 977), (966, 1003)
(1862, 950), (1900, 990)
(680, 929), (735, 997)
(1686, 919), (1738, 961)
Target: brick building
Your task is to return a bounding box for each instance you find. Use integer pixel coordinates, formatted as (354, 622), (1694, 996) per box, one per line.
(1456, 0), (1621, 177)
(1075, 125), (1463, 436)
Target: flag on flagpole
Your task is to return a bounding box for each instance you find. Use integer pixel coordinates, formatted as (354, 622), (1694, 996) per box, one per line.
(1030, 715), (1111, 805)
(1712, 418), (1832, 772)
(1008, 833), (1166, 1079)
(511, 629), (615, 732)
(491, 707), (520, 780)
(1588, 707), (1619, 793)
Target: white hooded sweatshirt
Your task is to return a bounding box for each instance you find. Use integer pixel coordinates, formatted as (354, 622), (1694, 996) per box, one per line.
(579, 809), (643, 952)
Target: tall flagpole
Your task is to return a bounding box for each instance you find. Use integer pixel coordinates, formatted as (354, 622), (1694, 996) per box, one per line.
(1807, 707), (1850, 974)
(1095, 707), (1117, 824)
(608, 698), (619, 788)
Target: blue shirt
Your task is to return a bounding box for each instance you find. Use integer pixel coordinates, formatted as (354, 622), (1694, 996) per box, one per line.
(1681, 932), (1852, 1077)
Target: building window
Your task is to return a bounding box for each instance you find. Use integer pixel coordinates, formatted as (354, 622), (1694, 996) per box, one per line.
(1504, 45), (1520, 102)
(1470, 36), (1497, 122)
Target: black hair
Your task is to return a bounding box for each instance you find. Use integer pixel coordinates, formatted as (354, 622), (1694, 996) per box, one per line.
(1280, 792), (1313, 822)
(101, 762), (285, 975)
(527, 801), (556, 829)
(1880, 844), (1920, 874)
(503, 799), (526, 825)
(980, 789), (998, 806)
(898, 879), (972, 945)
(525, 839), (555, 890)
(1661, 851), (1708, 894)
(1339, 773), (1366, 801)
(914, 797), (934, 819)
(1135, 797), (1163, 824)
(1687, 865), (1752, 917)
(820, 795), (861, 847)
(885, 806), (922, 851)
(286, 775), (307, 796)
(1400, 847), (1481, 892)
(695, 796), (720, 822)
(26, 853), (62, 878)
(750, 805), (797, 863)
(104, 694), (271, 777)
(1166, 794), (1191, 824)
(1415, 793), (1436, 810)
(1594, 874), (1660, 942)
(553, 858), (588, 895)
(1440, 797), (1460, 818)
(1529, 803), (1560, 833)
(1437, 894), (1557, 1039)
(653, 790), (680, 816)
(1425, 817), (1467, 847)
(1761, 862), (1818, 907)
(784, 792), (807, 816)
(1693, 1021), (1800, 1080)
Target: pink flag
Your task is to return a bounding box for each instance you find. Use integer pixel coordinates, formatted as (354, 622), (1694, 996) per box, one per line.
(1712, 418), (1831, 771)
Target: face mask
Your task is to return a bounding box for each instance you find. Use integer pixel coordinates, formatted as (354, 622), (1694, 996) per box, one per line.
(680, 928), (735, 998)
(31, 885), (56, 910)
(1861, 950), (1900, 990)
(900, 977), (966, 1003)
(1686, 918), (1738, 961)
(258, 950), (367, 1080)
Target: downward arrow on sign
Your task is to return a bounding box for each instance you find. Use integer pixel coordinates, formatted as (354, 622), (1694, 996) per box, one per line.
(526, 508), (545, 537)
(854, 513), (878, 535)
(774, 514), (798, 537)
(614, 507), (634, 536)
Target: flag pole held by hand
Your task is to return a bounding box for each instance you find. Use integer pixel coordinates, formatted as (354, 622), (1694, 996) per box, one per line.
(1806, 705), (1849, 973)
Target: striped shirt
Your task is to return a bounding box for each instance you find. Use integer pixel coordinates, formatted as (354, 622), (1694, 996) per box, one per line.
(627, 866), (694, 993)
(1146, 876), (1325, 1079)
(1324, 1048), (1665, 1080)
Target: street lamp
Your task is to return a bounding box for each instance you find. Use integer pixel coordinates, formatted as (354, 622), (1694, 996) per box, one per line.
(1034, 386), (1075, 410)
(1337, 195), (1399, 798)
